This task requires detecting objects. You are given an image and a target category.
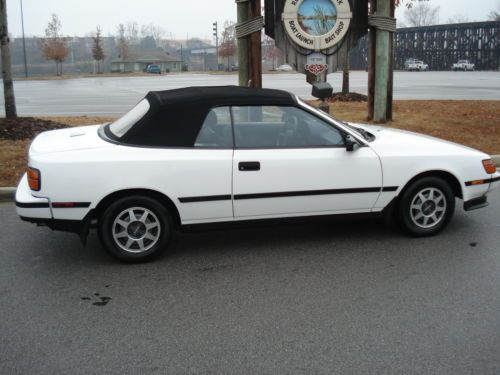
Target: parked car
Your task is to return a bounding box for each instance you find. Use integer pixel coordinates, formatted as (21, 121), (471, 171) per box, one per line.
(144, 64), (161, 74)
(277, 64), (294, 72)
(16, 86), (499, 262)
(452, 60), (475, 71)
(404, 59), (429, 71)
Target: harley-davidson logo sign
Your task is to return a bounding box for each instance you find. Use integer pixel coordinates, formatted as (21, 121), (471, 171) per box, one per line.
(305, 64), (328, 75)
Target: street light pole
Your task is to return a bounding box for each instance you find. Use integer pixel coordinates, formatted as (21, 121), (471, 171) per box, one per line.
(212, 21), (218, 71)
(20, 0), (28, 77)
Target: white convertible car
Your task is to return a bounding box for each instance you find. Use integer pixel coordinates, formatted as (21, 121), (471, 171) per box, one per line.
(16, 86), (499, 262)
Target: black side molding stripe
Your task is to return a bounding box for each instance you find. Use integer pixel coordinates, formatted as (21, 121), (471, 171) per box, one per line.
(178, 195), (232, 203)
(178, 187), (399, 203)
(15, 201), (50, 208)
(465, 176), (500, 186)
(234, 186), (399, 200)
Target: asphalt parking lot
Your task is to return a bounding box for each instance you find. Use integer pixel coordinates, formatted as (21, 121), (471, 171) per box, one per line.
(1, 71), (500, 116)
(1, 190), (500, 374)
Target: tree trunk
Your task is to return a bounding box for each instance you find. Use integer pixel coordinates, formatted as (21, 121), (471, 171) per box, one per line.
(0, 0), (17, 118)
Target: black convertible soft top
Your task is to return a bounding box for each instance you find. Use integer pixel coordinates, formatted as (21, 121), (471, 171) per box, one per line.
(107, 86), (297, 147)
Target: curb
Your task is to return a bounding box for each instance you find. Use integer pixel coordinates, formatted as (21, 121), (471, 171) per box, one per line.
(0, 187), (15, 203)
(1, 155), (499, 203)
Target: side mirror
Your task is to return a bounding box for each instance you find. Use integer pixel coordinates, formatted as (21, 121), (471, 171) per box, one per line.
(345, 134), (357, 152)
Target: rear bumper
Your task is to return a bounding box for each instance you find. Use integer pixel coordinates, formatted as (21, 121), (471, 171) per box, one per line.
(15, 174), (52, 219)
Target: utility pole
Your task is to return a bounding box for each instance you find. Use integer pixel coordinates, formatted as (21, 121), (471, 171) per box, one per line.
(0, 0), (17, 118)
(212, 21), (219, 71)
(236, 0), (249, 86)
(248, 0), (262, 88)
(20, 0), (27, 78)
(368, 0), (395, 123)
(235, 0), (262, 88)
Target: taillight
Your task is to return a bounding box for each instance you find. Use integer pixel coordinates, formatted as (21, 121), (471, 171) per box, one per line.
(27, 167), (41, 191)
(482, 159), (497, 174)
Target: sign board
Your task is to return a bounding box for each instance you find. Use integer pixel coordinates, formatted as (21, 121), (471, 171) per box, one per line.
(282, 0), (352, 51)
(305, 52), (328, 75)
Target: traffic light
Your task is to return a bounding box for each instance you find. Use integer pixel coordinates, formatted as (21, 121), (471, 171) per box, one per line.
(212, 21), (218, 38)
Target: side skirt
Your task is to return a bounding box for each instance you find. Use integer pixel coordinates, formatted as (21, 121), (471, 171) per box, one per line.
(180, 211), (387, 233)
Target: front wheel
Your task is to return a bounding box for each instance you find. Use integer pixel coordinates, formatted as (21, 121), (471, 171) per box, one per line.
(396, 177), (455, 237)
(98, 195), (173, 262)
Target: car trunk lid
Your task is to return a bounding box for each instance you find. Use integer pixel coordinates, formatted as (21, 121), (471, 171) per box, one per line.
(30, 125), (110, 155)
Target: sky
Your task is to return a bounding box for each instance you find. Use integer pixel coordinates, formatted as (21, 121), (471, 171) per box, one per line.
(4, 0), (499, 39)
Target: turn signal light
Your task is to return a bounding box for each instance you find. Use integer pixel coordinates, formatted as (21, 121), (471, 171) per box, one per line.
(482, 159), (497, 174)
(27, 167), (41, 191)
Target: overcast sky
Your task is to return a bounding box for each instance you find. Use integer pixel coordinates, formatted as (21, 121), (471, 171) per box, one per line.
(5, 0), (499, 39)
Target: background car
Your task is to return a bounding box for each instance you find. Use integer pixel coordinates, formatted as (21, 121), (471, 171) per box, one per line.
(143, 64), (161, 74)
(452, 60), (475, 71)
(16, 86), (499, 262)
(404, 58), (429, 71)
(277, 64), (294, 72)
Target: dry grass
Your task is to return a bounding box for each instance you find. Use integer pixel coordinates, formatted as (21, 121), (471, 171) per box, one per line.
(324, 100), (500, 155)
(1, 101), (499, 187)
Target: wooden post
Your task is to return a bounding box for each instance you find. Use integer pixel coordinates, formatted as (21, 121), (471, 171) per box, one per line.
(236, 0), (249, 87)
(373, 0), (390, 122)
(248, 0), (262, 88)
(386, 0), (395, 121)
(367, 0), (376, 121)
(0, 0), (17, 118)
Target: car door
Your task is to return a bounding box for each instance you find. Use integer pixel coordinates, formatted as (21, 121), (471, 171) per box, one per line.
(231, 105), (383, 219)
(173, 106), (234, 222)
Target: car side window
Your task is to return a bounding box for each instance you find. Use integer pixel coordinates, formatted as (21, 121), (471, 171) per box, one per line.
(194, 107), (233, 148)
(231, 106), (344, 148)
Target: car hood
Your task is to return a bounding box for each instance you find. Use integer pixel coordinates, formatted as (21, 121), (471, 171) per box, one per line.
(348, 122), (488, 158)
(30, 125), (111, 155)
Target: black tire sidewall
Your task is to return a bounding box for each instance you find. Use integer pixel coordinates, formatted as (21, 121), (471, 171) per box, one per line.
(99, 195), (172, 262)
(397, 177), (455, 237)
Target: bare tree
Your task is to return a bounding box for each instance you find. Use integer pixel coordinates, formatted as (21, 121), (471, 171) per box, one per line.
(126, 22), (139, 45)
(396, 0), (430, 8)
(39, 14), (69, 76)
(263, 36), (281, 70)
(92, 26), (105, 74)
(404, 2), (440, 26)
(140, 23), (164, 46)
(447, 14), (470, 24)
(488, 2), (500, 21)
(0, 0), (16, 118)
(116, 24), (129, 60)
(219, 21), (236, 70)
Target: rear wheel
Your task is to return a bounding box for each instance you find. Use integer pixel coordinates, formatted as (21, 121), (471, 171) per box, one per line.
(396, 177), (455, 237)
(98, 195), (173, 262)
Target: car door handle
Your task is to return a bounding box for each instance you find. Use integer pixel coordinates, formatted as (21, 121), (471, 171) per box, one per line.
(239, 161), (260, 171)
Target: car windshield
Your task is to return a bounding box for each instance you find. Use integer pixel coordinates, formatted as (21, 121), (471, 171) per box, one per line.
(109, 99), (150, 138)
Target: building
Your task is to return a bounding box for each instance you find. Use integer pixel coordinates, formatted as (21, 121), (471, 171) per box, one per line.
(111, 54), (183, 73)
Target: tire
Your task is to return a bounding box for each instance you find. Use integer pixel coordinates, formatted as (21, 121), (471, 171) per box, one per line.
(396, 177), (455, 237)
(98, 195), (173, 262)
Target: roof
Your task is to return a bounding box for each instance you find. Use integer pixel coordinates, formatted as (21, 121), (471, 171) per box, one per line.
(110, 86), (296, 148)
(148, 86), (296, 107)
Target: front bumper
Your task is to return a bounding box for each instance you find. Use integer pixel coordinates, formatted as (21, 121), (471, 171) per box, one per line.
(15, 173), (52, 219)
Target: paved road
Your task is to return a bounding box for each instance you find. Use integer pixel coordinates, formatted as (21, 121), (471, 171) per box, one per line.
(1, 190), (500, 374)
(1, 71), (499, 116)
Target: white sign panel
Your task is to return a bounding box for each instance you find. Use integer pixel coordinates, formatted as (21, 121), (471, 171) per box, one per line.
(282, 0), (352, 51)
(305, 52), (328, 75)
